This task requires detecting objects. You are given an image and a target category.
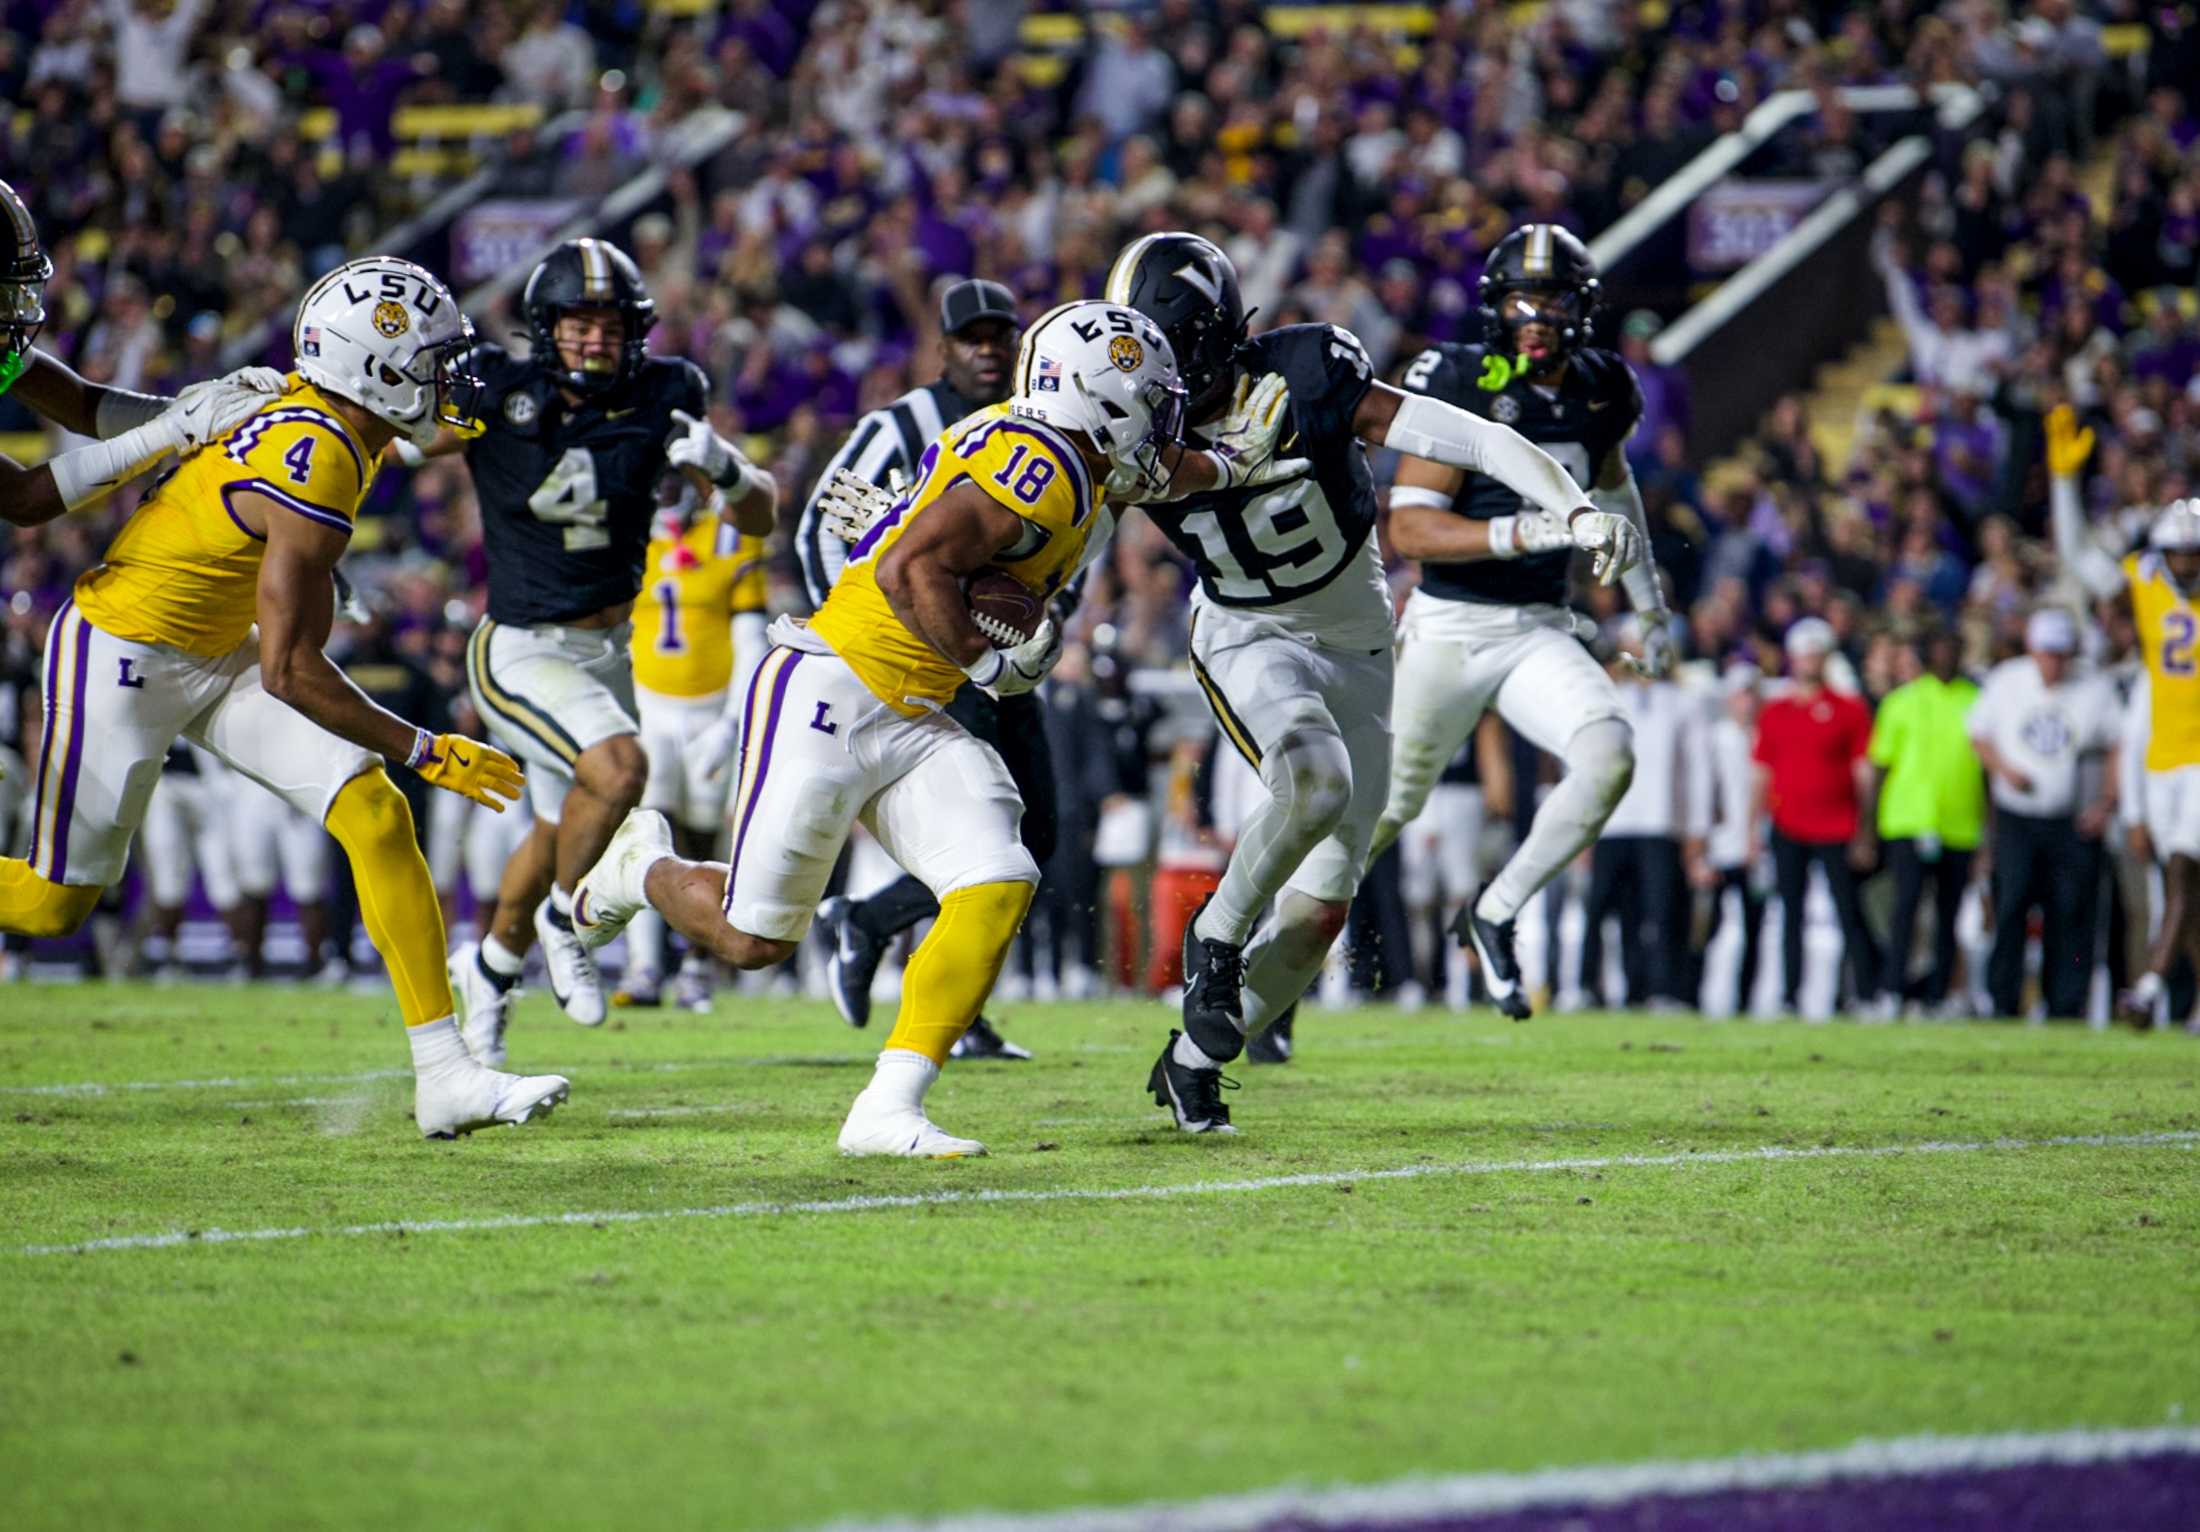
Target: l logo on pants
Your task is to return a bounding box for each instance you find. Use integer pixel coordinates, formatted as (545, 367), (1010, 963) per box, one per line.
(117, 658), (146, 689)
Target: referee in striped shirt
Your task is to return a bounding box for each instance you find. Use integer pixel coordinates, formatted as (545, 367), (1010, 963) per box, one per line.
(801, 279), (1045, 1059)
(795, 279), (1019, 605)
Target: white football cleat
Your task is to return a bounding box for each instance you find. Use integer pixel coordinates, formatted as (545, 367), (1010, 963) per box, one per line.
(534, 896), (606, 1027)
(837, 1092), (987, 1159)
(573, 809), (674, 953)
(448, 941), (515, 1068)
(414, 1059), (570, 1139)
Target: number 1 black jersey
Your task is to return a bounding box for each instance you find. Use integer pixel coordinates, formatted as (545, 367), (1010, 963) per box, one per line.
(463, 342), (709, 626)
(1141, 324), (1387, 637)
(1400, 342), (1641, 608)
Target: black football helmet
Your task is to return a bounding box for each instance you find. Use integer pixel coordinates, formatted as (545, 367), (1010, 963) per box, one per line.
(522, 237), (655, 395)
(1104, 231), (1248, 418)
(1, 177), (53, 379)
(1477, 224), (1601, 379)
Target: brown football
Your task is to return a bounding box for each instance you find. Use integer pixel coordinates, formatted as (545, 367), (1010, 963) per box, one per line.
(965, 570), (1046, 649)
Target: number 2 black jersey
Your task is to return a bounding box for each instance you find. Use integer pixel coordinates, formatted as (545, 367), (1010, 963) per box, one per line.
(1401, 342), (1641, 609)
(1141, 324), (1387, 637)
(462, 342), (709, 626)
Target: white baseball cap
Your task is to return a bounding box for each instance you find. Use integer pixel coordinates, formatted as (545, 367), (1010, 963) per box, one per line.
(1784, 617), (1837, 658)
(2025, 608), (2078, 655)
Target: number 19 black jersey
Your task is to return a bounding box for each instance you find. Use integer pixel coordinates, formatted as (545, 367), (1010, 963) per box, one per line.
(463, 343), (709, 626)
(1400, 342), (1641, 609)
(1141, 324), (1384, 632)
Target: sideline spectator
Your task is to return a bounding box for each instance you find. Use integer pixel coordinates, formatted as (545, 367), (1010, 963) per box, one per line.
(1867, 629), (1986, 1016)
(1969, 608), (2122, 1018)
(1755, 620), (1881, 1014)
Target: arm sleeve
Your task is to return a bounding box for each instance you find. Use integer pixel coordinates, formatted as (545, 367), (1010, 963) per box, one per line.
(1382, 392), (1589, 519)
(1594, 450), (1664, 612)
(2048, 469), (2128, 599)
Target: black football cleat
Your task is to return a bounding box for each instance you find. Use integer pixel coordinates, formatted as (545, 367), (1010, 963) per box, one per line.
(1147, 1029), (1240, 1134)
(949, 1014), (1032, 1061)
(1246, 1002), (1295, 1065)
(818, 896), (884, 1029)
(1454, 905), (1532, 1021)
(1180, 896), (1247, 1060)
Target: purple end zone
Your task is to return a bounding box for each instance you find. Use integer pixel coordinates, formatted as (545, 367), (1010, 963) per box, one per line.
(1258, 1452), (2200, 1532)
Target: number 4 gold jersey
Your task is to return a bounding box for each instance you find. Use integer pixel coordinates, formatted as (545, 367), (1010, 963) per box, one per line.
(74, 377), (377, 658)
(808, 403), (1107, 715)
(631, 516), (766, 699)
(2127, 551), (2200, 771)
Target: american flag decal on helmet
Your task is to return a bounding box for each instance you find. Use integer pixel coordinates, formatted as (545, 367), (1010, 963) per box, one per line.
(300, 326), (322, 357)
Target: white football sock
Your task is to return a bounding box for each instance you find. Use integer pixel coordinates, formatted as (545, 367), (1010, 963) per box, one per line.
(1477, 718), (1633, 924)
(1172, 1031), (1221, 1070)
(550, 883), (575, 917)
(865, 1048), (938, 1110)
(626, 908), (665, 980)
(1199, 729), (1354, 946)
(480, 933), (525, 980)
(407, 1016), (468, 1073)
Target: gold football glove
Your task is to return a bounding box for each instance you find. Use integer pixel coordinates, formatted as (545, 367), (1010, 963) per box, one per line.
(413, 733), (524, 811)
(2045, 403), (2095, 479)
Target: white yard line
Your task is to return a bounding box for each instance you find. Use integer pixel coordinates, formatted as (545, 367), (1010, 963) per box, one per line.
(14, 1130), (2193, 1258)
(806, 1425), (2200, 1532)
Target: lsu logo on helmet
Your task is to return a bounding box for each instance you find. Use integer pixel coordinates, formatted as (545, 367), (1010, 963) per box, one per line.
(1108, 335), (1144, 372)
(372, 300), (411, 338)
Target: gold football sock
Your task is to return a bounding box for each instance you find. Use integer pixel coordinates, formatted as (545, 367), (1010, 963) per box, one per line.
(880, 880), (1035, 1065)
(0, 860), (101, 939)
(326, 770), (453, 1028)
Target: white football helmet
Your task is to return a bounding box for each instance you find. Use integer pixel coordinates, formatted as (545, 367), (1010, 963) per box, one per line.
(2148, 500), (2200, 552)
(293, 257), (479, 447)
(1009, 300), (1184, 497)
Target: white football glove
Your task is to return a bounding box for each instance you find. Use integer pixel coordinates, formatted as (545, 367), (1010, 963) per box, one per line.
(1620, 611), (1679, 678)
(666, 408), (759, 490)
(1205, 371), (1309, 491)
(815, 467), (905, 545)
(962, 618), (1062, 697)
(1568, 507), (1645, 586)
(168, 368), (288, 450)
(690, 714), (742, 784)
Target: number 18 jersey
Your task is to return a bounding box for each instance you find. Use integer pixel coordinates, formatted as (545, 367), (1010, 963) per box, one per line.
(463, 342), (709, 627)
(809, 403), (1108, 715)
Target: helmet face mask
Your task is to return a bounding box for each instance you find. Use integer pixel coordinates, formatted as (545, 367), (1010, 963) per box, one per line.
(0, 176), (53, 371)
(523, 239), (654, 396)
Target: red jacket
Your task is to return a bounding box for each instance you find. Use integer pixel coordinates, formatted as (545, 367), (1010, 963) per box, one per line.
(1754, 687), (1873, 844)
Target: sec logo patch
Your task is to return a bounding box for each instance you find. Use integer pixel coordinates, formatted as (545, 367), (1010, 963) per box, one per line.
(1108, 335), (1144, 372)
(373, 300), (410, 338)
(503, 391), (539, 426)
(1492, 394), (1522, 424)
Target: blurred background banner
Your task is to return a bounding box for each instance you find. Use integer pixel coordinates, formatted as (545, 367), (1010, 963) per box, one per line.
(1689, 180), (1837, 273)
(450, 198), (584, 287)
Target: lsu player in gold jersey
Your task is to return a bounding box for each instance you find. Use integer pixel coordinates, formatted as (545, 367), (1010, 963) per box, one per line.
(615, 494), (770, 1009)
(0, 256), (571, 1138)
(0, 176), (284, 526)
(2048, 404), (2200, 1028)
(568, 299), (1305, 1155)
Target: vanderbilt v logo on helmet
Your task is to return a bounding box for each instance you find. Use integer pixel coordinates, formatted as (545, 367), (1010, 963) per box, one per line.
(0, 176), (54, 386)
(1105, 232), (1248, 418)
(523, 238), (655, 396)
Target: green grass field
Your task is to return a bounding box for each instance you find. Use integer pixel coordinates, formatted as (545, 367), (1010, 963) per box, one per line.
(3, 985), (2196, 1531)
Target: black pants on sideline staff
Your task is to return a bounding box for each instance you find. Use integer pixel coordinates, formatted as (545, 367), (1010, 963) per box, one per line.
(1771, 832), (1880, 1010)
(1700, 866), (1767, 1012)
(1989, 811), (2100, 1018)
(1881, 838), (1974, 1007)
(1580, 835), (1686, 1005)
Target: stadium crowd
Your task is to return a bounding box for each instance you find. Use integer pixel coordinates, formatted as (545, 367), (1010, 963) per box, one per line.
(1, 0), (2192, 1025)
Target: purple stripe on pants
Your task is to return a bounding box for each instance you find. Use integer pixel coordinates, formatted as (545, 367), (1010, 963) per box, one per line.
(722, 650), (802, 918)
(26, 598), (72, 870)
(45, 612), (94, 881)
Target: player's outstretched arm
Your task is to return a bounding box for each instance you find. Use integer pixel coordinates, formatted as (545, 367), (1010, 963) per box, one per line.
(667, 408), (778, 535)
(2044, 404), (2126, 601)
(1388, 452), (1572, 564)
(1352, 382), (1590, 521)
(252, 496), (522, 811)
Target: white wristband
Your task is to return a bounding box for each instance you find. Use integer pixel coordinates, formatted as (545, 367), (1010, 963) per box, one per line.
(1486, 515), (1519, 559)
(48, 413), (187, 510)
(405, 729), (436, 770)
